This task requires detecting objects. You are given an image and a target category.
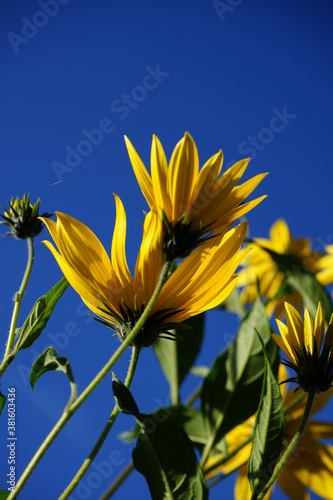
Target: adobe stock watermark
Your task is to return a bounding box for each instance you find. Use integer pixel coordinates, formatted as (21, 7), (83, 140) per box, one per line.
(51, 64), (170, 182)
(67, 450), (125, 500)
(213, 0), (244, 22)
(225, 106), (296, 168)
(7, 0), (71, 54)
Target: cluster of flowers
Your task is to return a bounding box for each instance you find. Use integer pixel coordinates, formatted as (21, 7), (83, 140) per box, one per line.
(2, 132), (333, 499)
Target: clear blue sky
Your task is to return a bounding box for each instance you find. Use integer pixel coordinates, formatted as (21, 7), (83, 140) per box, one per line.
(1, 1), (333, 499)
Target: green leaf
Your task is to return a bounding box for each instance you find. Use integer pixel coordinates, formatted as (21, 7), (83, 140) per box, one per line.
(133, 415), (208, 500)
(16, 277), (69, 351)
(219, 288), (246, 318)
(0, 391), (5, 415)
(248, 332), (285, 498)
(262, 248), (332, 324)
(119, 405), (208, 449)
(112, 373), (140, 416)
(201, 297), (279, 451)
(0, 491), (10, 499)
(154, 314), (204, 403)
(30, 346), (75, 390)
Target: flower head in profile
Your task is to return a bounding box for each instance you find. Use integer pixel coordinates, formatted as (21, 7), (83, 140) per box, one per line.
(204, 365), (333, 499)
(272, 301), (333, 394)
(237, 219), (322, 317)
(40, 194), (248, 349)
(125, 132), (266, 259)
(1, 194), (51, 239)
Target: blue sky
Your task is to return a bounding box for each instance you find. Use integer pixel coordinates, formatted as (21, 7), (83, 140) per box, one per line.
(1, 1), (333, 499)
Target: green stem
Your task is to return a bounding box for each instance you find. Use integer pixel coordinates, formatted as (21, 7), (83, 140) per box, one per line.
(100, 380), (204, 499)
(100, 461), (135, 500)
(203, 435), (253, 476)
(0, 237), (34, 375)
(256, 391), (316, 500)
(200, 413), (223, 467)
(59, 345), (140, 500)
(7, 260), (172, 500)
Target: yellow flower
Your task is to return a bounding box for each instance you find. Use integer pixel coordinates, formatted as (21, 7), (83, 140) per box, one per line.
(40, 195), (248, 348)
(205, 365), (333, 499)
(237, 219), (322, 317)
(124, 132), (267, 258)
(317, 245), (333, 288)
(272, 302), (333, 393)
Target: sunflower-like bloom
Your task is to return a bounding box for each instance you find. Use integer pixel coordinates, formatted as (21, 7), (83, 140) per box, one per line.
(316, 245), (333, 289)
(124, 132), (267, 259)
(40, 195), (247, 348)
(272, 301), (333, 393)
(204, 365), (333, 499)
(237, 219), (322, 317)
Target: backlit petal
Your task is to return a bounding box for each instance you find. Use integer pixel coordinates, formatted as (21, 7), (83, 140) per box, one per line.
(124, 135), (155, 208)
(168, 132), (199, 220)
(150, 134), (172, 217)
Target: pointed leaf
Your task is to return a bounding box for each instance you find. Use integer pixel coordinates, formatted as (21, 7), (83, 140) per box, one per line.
(154, 314), (204, 402)
(201, 297), (279, 451)
(112, 373), (140, 416)
(133, 415), (208, 500)
(262, 248), (332, 324)
(30, 346), (74, 390)
(119, 405), (209, 450)
(248, 333), (285, 498)
(0, 491), (10, 499)
(16, 277), (69, 350)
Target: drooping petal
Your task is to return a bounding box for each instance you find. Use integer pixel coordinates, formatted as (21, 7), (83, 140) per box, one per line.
(41, 239), (116, 318)
(124, 135), (155, 208)
(111, 195), (134, 307)
(50, 212), (112, 291)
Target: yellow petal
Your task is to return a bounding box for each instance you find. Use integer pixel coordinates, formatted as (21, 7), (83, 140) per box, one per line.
(168, 132), (199, 220)
(39, 216), (59, 247)
(270, 219), (291, 252)
(124, 135), (155, 208)
(190, 150), (223, 209)
(284, 302), (303, 350)
(234, 465), (253, 500)
(54, 212), (112, 289)
(218, 158), (250, 191)
(134, 210), (163, 309)
(314, 302), (325, 354)
(324, 314), (333, 351)
(151, 134), (171, 217)
(277, 471), (310, 500)
(272, 332), (296, 364)
(42, 240), (113, 317)
(306, 420), (333, 439)
(303, 307), (314, 355)
(111, 195), (134, 307)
